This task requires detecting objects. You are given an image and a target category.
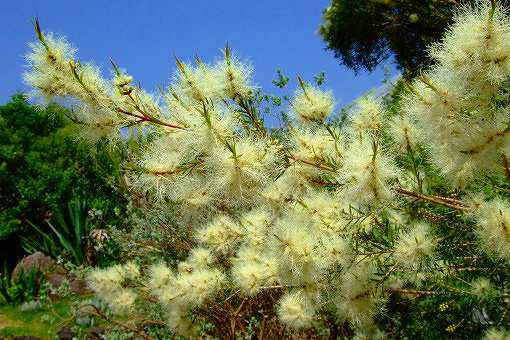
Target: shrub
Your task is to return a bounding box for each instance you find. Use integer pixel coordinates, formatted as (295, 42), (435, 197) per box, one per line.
(0, 95), (132, 266)
(23, 2), (510, 338)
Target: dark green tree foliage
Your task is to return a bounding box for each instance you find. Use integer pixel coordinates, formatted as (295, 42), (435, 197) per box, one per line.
(319, 0), (463, 74)
(0, 95), (130, 264)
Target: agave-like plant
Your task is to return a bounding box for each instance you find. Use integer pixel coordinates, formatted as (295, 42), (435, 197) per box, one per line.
(22, 198), (90, 265)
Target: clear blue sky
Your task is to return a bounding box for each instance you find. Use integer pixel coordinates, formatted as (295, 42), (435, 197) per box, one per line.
(0, 0), (397, 122)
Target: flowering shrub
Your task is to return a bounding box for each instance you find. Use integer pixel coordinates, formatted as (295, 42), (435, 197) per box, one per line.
(23, 1), (510, 338)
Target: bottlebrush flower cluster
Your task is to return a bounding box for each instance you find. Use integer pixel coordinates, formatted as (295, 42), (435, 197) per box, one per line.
(23, 1), (510, 337)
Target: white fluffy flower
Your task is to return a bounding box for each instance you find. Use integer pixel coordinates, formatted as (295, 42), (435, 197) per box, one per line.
(290, 84), (335, 123)
(473, 198), (510, 259)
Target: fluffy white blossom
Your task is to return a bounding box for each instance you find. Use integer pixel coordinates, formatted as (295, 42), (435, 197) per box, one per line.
(337, 138), (399, 206)
(473, 198), (510, 259)
(290, 83), (335, 123)
(277, 290), (315, 329)
(403, 2), (510, 186)
(394, 222), (436, 268)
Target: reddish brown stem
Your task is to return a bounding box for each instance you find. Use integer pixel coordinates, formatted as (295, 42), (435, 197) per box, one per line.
(116, 108), (185, 130)
(502, 154), (510, 181)
(396, 187), (469, 211)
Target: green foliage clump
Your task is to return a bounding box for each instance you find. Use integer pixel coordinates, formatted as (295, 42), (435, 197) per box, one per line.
(0, 95), (132, 265)
(0, 264), (43, 304)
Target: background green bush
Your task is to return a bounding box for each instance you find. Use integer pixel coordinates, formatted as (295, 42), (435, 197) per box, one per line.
(0, 95), (132, 267)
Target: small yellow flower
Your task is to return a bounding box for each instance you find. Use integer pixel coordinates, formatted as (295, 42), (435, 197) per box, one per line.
(446, 324), (456, 333)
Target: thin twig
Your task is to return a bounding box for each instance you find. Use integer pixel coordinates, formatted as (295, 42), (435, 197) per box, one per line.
(259, 317), (266, 340)
(396, 187), (469, 211)
(388, 288), (438, 296)
(502, 154), (510, 181)
(288, 154), (336, 172)
(429, 194), (464, 205)
(84, 304), (153, 340)
(236, 96), (266, 135)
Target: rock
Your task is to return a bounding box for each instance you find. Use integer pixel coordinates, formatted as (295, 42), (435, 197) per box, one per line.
(12, 252), (91, 297)
(69, 277), (91, 295)
(12, 252), (65, 281)
(47, 273), (67, 288)
(47, 272), (91, 295)
(57, 326), (74, 340)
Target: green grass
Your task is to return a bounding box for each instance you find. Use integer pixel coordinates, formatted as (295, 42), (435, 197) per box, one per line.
(0, 299), (74, 339)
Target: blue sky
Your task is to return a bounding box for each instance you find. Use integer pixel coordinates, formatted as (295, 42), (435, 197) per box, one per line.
(0, 0), (397, 122)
